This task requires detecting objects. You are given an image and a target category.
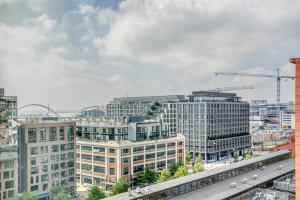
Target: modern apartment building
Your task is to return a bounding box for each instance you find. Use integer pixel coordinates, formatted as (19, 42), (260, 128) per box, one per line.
(106, 95), (185, 118)
(166, 91), (251, 161)
(76, 120), (185, 189)
(280, 111), (295, 129)
(18, 122), (76, 199)
(0, 88), (18, 200)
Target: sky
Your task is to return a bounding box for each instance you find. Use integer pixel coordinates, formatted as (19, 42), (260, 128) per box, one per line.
(0, 0), (299, 110)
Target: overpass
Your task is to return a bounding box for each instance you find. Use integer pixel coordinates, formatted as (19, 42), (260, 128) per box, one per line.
(104, 150), (294, 200)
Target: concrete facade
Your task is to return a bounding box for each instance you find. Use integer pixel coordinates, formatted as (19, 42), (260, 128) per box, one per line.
(75, 121), (185, 189)
(18, 122), (76, 199)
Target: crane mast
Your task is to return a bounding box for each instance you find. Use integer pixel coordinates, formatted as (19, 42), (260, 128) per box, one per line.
(215, 68), (295, 123)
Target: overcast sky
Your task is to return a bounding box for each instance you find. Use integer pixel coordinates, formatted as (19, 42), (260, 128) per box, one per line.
(0, 0), (298, 110)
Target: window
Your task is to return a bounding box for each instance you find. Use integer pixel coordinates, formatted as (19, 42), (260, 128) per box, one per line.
(94, 156), (105, 162)
(167, 150), (176, 155)
(42, 165), (48, 173)
(28, 128), (37, 143)
(145, 145), (155, 151)
(123, 168), (129, 175)
(49, 127), (57, 141)
(30, 185), (38, 192)
(93, 147), (105, 153)
(167, 142), (176, 147)
(109, 148), (115, 154)
(40, 128), (46, 142)
(67, 143), (74, 150)
(59, 127), (65, 140)
(133, 146), (144, 153)
(67, 126), (74, 141)
(30, 167), (38, 175)
(3, 171), (9, 179)
(133, 155), (144, 161)
(5, 180), (14, 189)
(109, 158), (115, 163)
(94, 166), (105, 173)
(109, 168), (115, 175)
(157, 151), (166, 158)
(41, 156), (48, 164)
(82, 154), (92, 160)
(133, 165), (144, 173)
(30, 157), (36, 166)
(82, 164), (92, 171)
(42, 183), (48, 191)
(30, 147), (38, 155)
(82, 146), (92, 151)
(122, 157), (129, 163)
(60, 144), (66, 151)
(157, 143), (166, 149)
(51, 145), (59, 152)
(122, 148), (129, 154)
(146, 153), (155, 160)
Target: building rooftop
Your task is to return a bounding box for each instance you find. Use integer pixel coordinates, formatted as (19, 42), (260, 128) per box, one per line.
(104, 150), (292, 200)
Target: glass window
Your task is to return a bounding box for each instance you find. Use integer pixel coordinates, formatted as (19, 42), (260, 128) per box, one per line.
(157, 143), (166, 149)
(122, 157), (129, 163)
(51, 145), (59, 152)
(82, 164), (92, 171)
(40, 128), (46, 142)
(145, 145), (155, 151)
(30, 147), (38, 155)
(109, 168), (115, 175)
(93, 147), (105, 153)
(67, 126), (74, 141)
(94, 166), (105, 173)
(49, 127), (57, 141)
(94, 156), (105, 162)
(122, 148), (129, 154)
(133, 155), (144, 161)
(82, 154), (92, 160)
(109, 158), (115, 163)
(82, 146), (92, 151)
(109, 148), (115, 154)
(30, 157), (36, 166)
(28, 128), (37, 143)
(146, 153), (155, 160)
(59, 127), (65, 140)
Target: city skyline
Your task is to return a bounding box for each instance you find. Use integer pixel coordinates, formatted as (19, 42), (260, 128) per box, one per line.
(0, 0), (298, 110)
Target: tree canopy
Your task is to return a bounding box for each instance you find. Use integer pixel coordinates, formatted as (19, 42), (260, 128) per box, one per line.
(110, 179), (129, 195)
(87, 185), (106, 200)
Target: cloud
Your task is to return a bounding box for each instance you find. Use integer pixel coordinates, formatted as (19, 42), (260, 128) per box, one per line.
(0, 0), (299, 110)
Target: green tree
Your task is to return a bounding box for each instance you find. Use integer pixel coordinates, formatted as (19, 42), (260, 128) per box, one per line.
(87, 185), (106, 200)
(169, 162), (182, 176)
(51, 186), (72, 200)
(110, 178), (129, 195)
(185, 151), (192, 163)
(19, 192), (37, 200)
(174, 165), (188, 178)
(136, 166), (158, 185)
(193, 156), (204, 173)
(157, 169), (172, 183)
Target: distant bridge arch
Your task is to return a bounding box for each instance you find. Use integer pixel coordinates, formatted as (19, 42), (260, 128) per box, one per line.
(18, 104), (60, 117)
(76, 106), (105, 118)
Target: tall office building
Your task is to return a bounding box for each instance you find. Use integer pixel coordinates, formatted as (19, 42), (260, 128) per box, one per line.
(0, 88), (18, 200)
(290, 57), (300, 199)
(18, 122), (76, 199)
(76, 119), (185, 189)
(165, 91), (251, 161)
(106, 95), (185, 118)
(106, 91), (251, 162)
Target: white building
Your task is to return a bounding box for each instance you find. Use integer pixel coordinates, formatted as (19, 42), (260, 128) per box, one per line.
(280, 111), (295, 129)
